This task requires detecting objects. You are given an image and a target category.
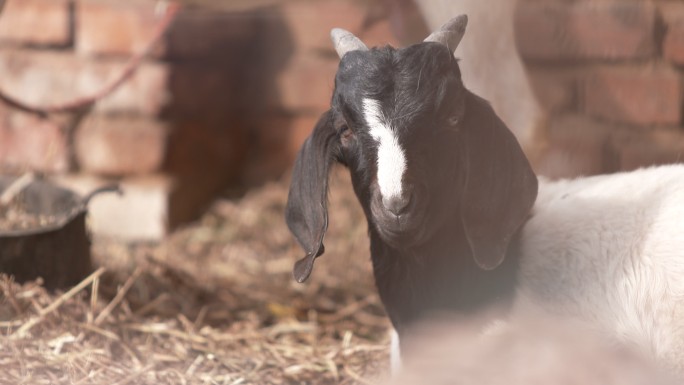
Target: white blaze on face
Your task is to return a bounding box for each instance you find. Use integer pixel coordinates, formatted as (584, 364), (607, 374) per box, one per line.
(362, 98), (407, 201)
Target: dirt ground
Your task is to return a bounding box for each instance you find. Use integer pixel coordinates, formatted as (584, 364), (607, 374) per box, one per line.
(0, 168), (390, 385)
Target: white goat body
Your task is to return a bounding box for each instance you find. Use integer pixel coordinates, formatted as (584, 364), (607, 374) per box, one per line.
(514, 164), (684, 373)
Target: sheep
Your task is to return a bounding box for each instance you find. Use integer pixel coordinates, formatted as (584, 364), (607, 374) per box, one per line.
(285, 14), (684, 376)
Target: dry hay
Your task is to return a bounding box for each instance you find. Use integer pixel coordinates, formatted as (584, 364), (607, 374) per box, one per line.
(0, 168), (390, 384)
(0, 203), (59, 231)
(0, 173), (59, 231)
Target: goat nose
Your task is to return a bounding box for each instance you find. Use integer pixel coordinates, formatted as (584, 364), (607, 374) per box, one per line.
(383, 194), (411, 216)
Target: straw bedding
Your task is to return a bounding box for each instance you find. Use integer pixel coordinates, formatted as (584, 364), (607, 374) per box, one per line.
(0, 169), (390, 385)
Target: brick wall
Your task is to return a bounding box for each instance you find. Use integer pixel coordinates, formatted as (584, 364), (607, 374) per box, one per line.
(4, 0), (677, 239)
(0, 0), (401, 240)
(516, 0), (684, 178)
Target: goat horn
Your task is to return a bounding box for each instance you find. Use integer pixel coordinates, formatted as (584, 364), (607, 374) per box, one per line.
(331, 28), (368, 58)
(424, 14), (468, 53)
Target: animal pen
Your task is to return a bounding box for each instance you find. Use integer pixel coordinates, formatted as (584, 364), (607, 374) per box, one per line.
(0, 0), (683, 384)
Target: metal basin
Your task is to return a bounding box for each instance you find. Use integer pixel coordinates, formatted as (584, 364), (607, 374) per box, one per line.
(0, 176), (117, 289)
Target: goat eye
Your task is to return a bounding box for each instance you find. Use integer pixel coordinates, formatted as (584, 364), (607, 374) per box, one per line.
(339, 125), (355, 146)
(447, 116), (460, 127)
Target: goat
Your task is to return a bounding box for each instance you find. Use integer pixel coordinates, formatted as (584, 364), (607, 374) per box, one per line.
(285, 14), (684, 376)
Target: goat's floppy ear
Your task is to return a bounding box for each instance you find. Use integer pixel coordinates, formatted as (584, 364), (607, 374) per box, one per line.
(459, 93), (538, 270)
(285, 111), (339, 283)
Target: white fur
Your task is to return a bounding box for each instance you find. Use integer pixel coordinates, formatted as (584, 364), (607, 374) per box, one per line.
(514, 164), (684, 374)
(390, 328), (402, 375)
(363, 98), (407, 201)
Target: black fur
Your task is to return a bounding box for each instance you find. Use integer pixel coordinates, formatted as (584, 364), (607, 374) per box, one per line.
(369, 215), (523, 334)
(285, 41), (538, 334)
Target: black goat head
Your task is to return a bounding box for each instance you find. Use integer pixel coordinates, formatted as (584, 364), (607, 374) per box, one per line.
(285, 15), (537, 282)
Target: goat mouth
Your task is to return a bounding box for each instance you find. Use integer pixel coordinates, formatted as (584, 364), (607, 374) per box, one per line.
(375, 222), (430, 248)
(370, 199), (440, 248)
(369, 190), (430, 244)
(372, 210), (428, 246)
(371, 202), (415, 229)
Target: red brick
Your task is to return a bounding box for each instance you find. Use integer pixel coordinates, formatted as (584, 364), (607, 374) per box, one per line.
(165, 9), (258, 59)
(279, 0), (366, 53)
(0, 110), (70, 173)
(276, 54), (338, 112)
(74, 116), (168, 176)
(168, 64), (241, 119)
(535, 115), (616, 179)
(528, 69), (576, 113)
(246, 115), (293, 182)
(241, 114), (319, 184)
(77, 3), (257, 58)
(0, 49), (170, 116)
(616, 130), (684, 171)
(382, 0), (430, 46)
(516, 1), (656, 61)
(165, 119), (248, 221)
(77, 2), (163, 56)
(359, 19), (401, 48)
(287, 114), (319, 160)
(0, 0), (71, 46)
(583, 67), (681, 126)
(662, 3), (684, 65)
(165, 120), (247, 188)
